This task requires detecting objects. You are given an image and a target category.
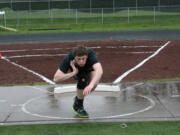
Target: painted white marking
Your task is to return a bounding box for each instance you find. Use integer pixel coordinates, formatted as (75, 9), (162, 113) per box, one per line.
(0, 100), (7, 103)
(2, 57), (55, 85)
(11, 104), (23, 107)
(120, 83), (144, 92)
(30, 83), (143, 95)
(1, 49), (27, 52)
(32, 48), (69, 51)
(89, 46), (101, 49)
(6, 54), (66, 59)
(105, 45), (160, 49)
(99, 94), (155, 119)
(0, 45), (159, 53)
(5, 51), (155, 59)
(22, 93), (155, 120)
(22, 83), (155, 120)
(28, 86), (47, 93)
(0, 46), (101, 53)
(171, 95), (180, 98)
(1, 56), (5, 59)
(54, 84), (120, 94)
(107, 46), (117, 48)
(29, 86), (54, 94)
(113, 41), (171, 84)
(126, 51), (154, 54)
(119, 45), (160, 48)
(28, 84), (119, 94)
(0, 48), (70, 53)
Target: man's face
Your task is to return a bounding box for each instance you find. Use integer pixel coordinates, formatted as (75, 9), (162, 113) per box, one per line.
(74, 55), (88, 67)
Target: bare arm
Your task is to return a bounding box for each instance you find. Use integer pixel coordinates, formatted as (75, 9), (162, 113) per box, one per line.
(89, 62), (103, 87)
(53, 61), (78, 83)
(83, 62), (103, 96)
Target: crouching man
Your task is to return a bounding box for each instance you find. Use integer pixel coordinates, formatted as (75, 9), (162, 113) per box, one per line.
(53, 45), (103, 118)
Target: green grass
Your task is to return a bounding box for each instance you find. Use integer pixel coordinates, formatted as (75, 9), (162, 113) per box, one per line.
(0, 82), (49, 87)
(149, 77), (180, 82)
(1, 9), (180, 34)
(0, 121), (180, 135)
(1, 20), (180, 34)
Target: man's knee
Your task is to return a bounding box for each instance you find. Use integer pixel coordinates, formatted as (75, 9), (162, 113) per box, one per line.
(77, 77), (89, 90)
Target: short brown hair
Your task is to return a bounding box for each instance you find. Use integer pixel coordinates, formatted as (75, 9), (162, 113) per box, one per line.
(73, 45), (88, 57)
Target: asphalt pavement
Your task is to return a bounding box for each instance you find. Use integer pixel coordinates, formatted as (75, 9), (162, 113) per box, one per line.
(0, 30), (180, 44)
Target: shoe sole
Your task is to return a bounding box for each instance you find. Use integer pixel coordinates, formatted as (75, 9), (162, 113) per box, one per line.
(72, 107), (89, 118)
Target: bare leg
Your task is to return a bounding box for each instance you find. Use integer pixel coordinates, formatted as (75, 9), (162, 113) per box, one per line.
(77, 89), (84, 99)
(76, 71), (101, 98)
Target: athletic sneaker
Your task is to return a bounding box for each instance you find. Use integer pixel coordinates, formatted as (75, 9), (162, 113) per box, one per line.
(72, 97), (89, 118)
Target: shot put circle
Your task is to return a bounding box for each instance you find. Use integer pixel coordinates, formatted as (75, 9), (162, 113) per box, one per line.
(22, 91), (155, 120)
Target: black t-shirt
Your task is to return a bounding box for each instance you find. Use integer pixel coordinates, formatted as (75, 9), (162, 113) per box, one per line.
(59, 48), (99, 73)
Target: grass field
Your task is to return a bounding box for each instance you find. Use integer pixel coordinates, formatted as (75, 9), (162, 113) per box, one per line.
(0, 121), (180, 135)
(1, 20), (180, 34)
(1, 8), (180, 34)
(149, 77), (180, 82)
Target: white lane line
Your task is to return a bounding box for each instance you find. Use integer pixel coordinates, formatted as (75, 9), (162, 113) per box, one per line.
(119, 45), (160, 48)
(0, 48), (70, 53)
(1, 57), (55, 85)
(0, 46), (101, 53)
(1, 49), (27, 52)
(6, 54), (66, 58)
(0, 45), (158, 53)
(90, 46), (101, 48)
(3, 51), (154, 59)
(107, 46), (160, 48)
(113, 41), (171, 84)
(126, 51), (154, 54)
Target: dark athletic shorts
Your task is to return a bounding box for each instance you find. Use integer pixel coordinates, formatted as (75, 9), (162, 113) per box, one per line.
(74, 71), (91, 90)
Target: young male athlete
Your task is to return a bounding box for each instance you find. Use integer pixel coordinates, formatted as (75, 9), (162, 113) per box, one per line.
(53, 45), (103, 118)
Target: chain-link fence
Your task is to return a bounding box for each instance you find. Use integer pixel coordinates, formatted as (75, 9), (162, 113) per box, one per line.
(1, 0), (180, 11)
(2, 5), (180, 27)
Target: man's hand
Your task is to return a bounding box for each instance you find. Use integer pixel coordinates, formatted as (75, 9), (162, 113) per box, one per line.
(83, 84), (94, 96)
(70, 61), (78, 75)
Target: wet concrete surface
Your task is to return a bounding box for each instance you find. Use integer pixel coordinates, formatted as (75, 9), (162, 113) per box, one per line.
(0, 81), (180, 125)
